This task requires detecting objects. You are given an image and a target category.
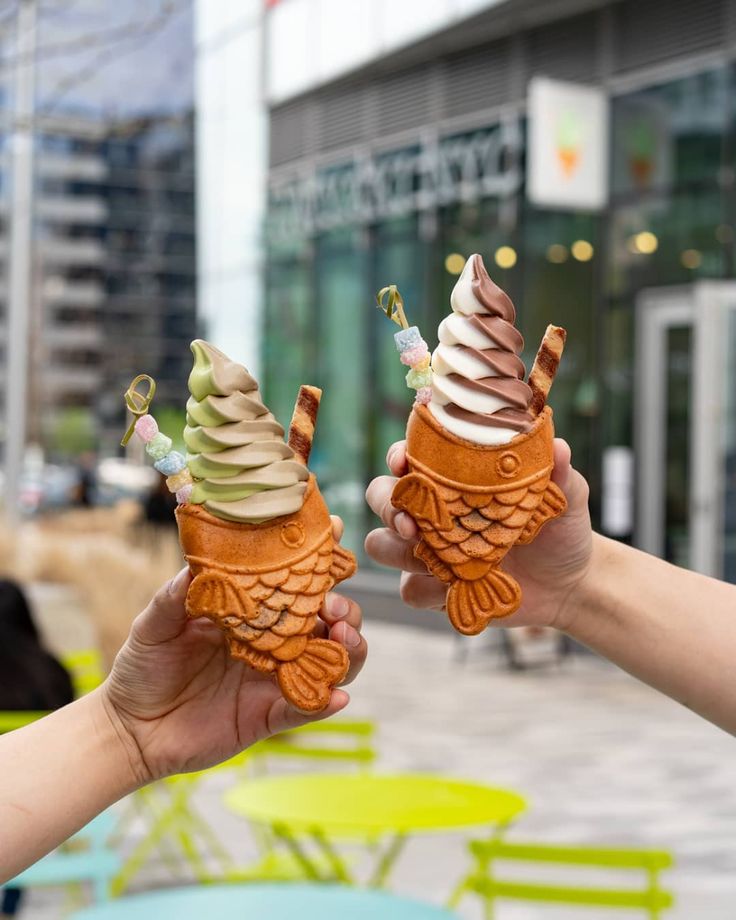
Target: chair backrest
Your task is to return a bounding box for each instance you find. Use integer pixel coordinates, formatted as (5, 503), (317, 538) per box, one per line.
(0, 710), (48, 732)
(249, 720), (377, 773)
(62, 649), (106, 697)
(10, 811), (120, 903)
(465, 839), (674, 917)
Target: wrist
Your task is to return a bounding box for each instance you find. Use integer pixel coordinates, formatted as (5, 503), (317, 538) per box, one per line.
(558, 532), (617, 637)
(91, 685), (149, 792)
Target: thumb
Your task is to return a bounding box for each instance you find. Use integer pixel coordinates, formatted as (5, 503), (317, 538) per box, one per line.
(552, 439), (590, 510)
(132, 567), (192, 646)
(265, 689), (350, 738)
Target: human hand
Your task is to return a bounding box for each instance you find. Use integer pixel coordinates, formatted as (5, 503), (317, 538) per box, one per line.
(101, 517), (366, 785)
(365, 439), (591, 630)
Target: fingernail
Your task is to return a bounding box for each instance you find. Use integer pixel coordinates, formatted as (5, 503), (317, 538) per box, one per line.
(327, 594), (350, 619)
(342, 624), (361, 648)
(332, 689), (350, 709)
(386, 445), (397, 469)
(396, 513), (414, 538)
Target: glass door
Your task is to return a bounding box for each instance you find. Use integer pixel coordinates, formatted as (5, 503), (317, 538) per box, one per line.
(636, 283), (736, 579)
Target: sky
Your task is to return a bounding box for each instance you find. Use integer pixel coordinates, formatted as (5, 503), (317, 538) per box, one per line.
(1, 0), (194, 119)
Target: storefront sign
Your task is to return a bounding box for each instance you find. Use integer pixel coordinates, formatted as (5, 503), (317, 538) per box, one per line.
(527, 77), (609, 211)
(267, 122), (521, 241)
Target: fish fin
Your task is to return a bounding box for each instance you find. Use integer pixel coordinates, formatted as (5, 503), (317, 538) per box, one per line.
(187, 571), (247, 622)
(516, 481), (567, 545)
(446, 568), (521, 635)
(277, 638), (349, 713)
(415, 540), (453, 583)
(329, 542), (357, 585)
(392, 472), (452, 531)
(228, 637), (278, 673)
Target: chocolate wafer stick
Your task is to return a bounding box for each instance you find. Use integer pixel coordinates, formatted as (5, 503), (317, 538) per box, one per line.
(529, 325), (566, 416)
(288, 385), (322, 466)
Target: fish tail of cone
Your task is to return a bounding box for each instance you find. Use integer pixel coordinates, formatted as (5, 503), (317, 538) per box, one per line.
(288, 385), (322, 466)
(277, 638), (349, 712)
(446, 568), (522, 634)
(528, 325), (566, 416)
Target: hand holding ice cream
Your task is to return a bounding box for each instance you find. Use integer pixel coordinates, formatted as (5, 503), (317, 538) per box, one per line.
(123, 340), (357, 713)
(376, 253), (568, 634)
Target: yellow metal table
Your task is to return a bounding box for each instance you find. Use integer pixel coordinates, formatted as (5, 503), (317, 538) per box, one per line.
(225, 772), (526, 887)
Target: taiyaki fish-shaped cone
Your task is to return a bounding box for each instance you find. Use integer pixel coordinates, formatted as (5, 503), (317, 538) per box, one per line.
(393, 406), (566, 635)
(176, 339), (356, 713)
(390, 254), (567, 635)
(176, 476), (355, 712)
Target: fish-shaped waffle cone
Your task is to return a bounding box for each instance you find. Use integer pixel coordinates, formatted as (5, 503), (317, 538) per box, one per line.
(176, 474), (356, 712)
(392, 405), (566, 635)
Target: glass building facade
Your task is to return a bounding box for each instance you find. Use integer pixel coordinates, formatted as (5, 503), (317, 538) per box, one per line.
(0, 1), (196, 459)
(262, 0), (736, 574)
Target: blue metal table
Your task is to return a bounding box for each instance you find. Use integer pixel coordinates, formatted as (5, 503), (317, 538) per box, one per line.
(70, 883), (459, 919)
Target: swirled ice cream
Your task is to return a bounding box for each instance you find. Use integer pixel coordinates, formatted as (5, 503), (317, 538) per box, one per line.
(429, 254), (533, 445)
(184, 340), (308, 523)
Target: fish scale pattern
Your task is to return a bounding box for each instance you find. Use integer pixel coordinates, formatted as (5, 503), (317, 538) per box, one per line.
(422, 475), (557, 563)
(187, 534), (354, 668)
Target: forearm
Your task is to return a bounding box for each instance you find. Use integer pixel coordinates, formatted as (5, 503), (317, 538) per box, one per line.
(0, 687), (140, 881)
(568, 534), (736, 734)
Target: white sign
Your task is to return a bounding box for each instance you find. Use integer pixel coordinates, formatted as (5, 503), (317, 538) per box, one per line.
(527, 77), (609, 211)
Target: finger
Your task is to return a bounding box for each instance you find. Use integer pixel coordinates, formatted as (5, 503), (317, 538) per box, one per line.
(386, 441), (408, 477)
(365, 476), (417, 538)
(552, 439), (590, 511)
(321, 593), (362, 631)
(330, 515), (344, 542)
(328, 621), (367, 685)
(399, 571), (447, 610)
(364, 528), (427, 574)
(132, 567), (192, 645)
(365, 475), (393, 518)
(266, 689), (350, 734)
(552, 439), (572, 490)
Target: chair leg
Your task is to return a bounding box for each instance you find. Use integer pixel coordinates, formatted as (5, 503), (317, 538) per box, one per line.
(446, 879), (468, 910)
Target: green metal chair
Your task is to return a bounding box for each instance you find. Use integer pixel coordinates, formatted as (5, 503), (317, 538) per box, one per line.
(109, 766), (241, 895)
(449, 839), (674, 918)
(248, 719), (376, 774)
(0, 710), (47, 732)
(61, 648), (106, 698)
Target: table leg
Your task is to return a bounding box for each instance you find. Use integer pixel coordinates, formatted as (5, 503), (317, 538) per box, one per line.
(270, 824), (328, 881)
(367, 833), (407, 888)
(310, 829), (356, 884)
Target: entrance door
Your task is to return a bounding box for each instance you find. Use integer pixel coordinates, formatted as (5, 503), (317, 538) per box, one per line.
(636, 282), (736, 580)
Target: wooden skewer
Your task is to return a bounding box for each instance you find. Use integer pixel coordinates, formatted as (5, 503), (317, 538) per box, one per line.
(528, 325), (566, 416)
(288, 385), (322, 466)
